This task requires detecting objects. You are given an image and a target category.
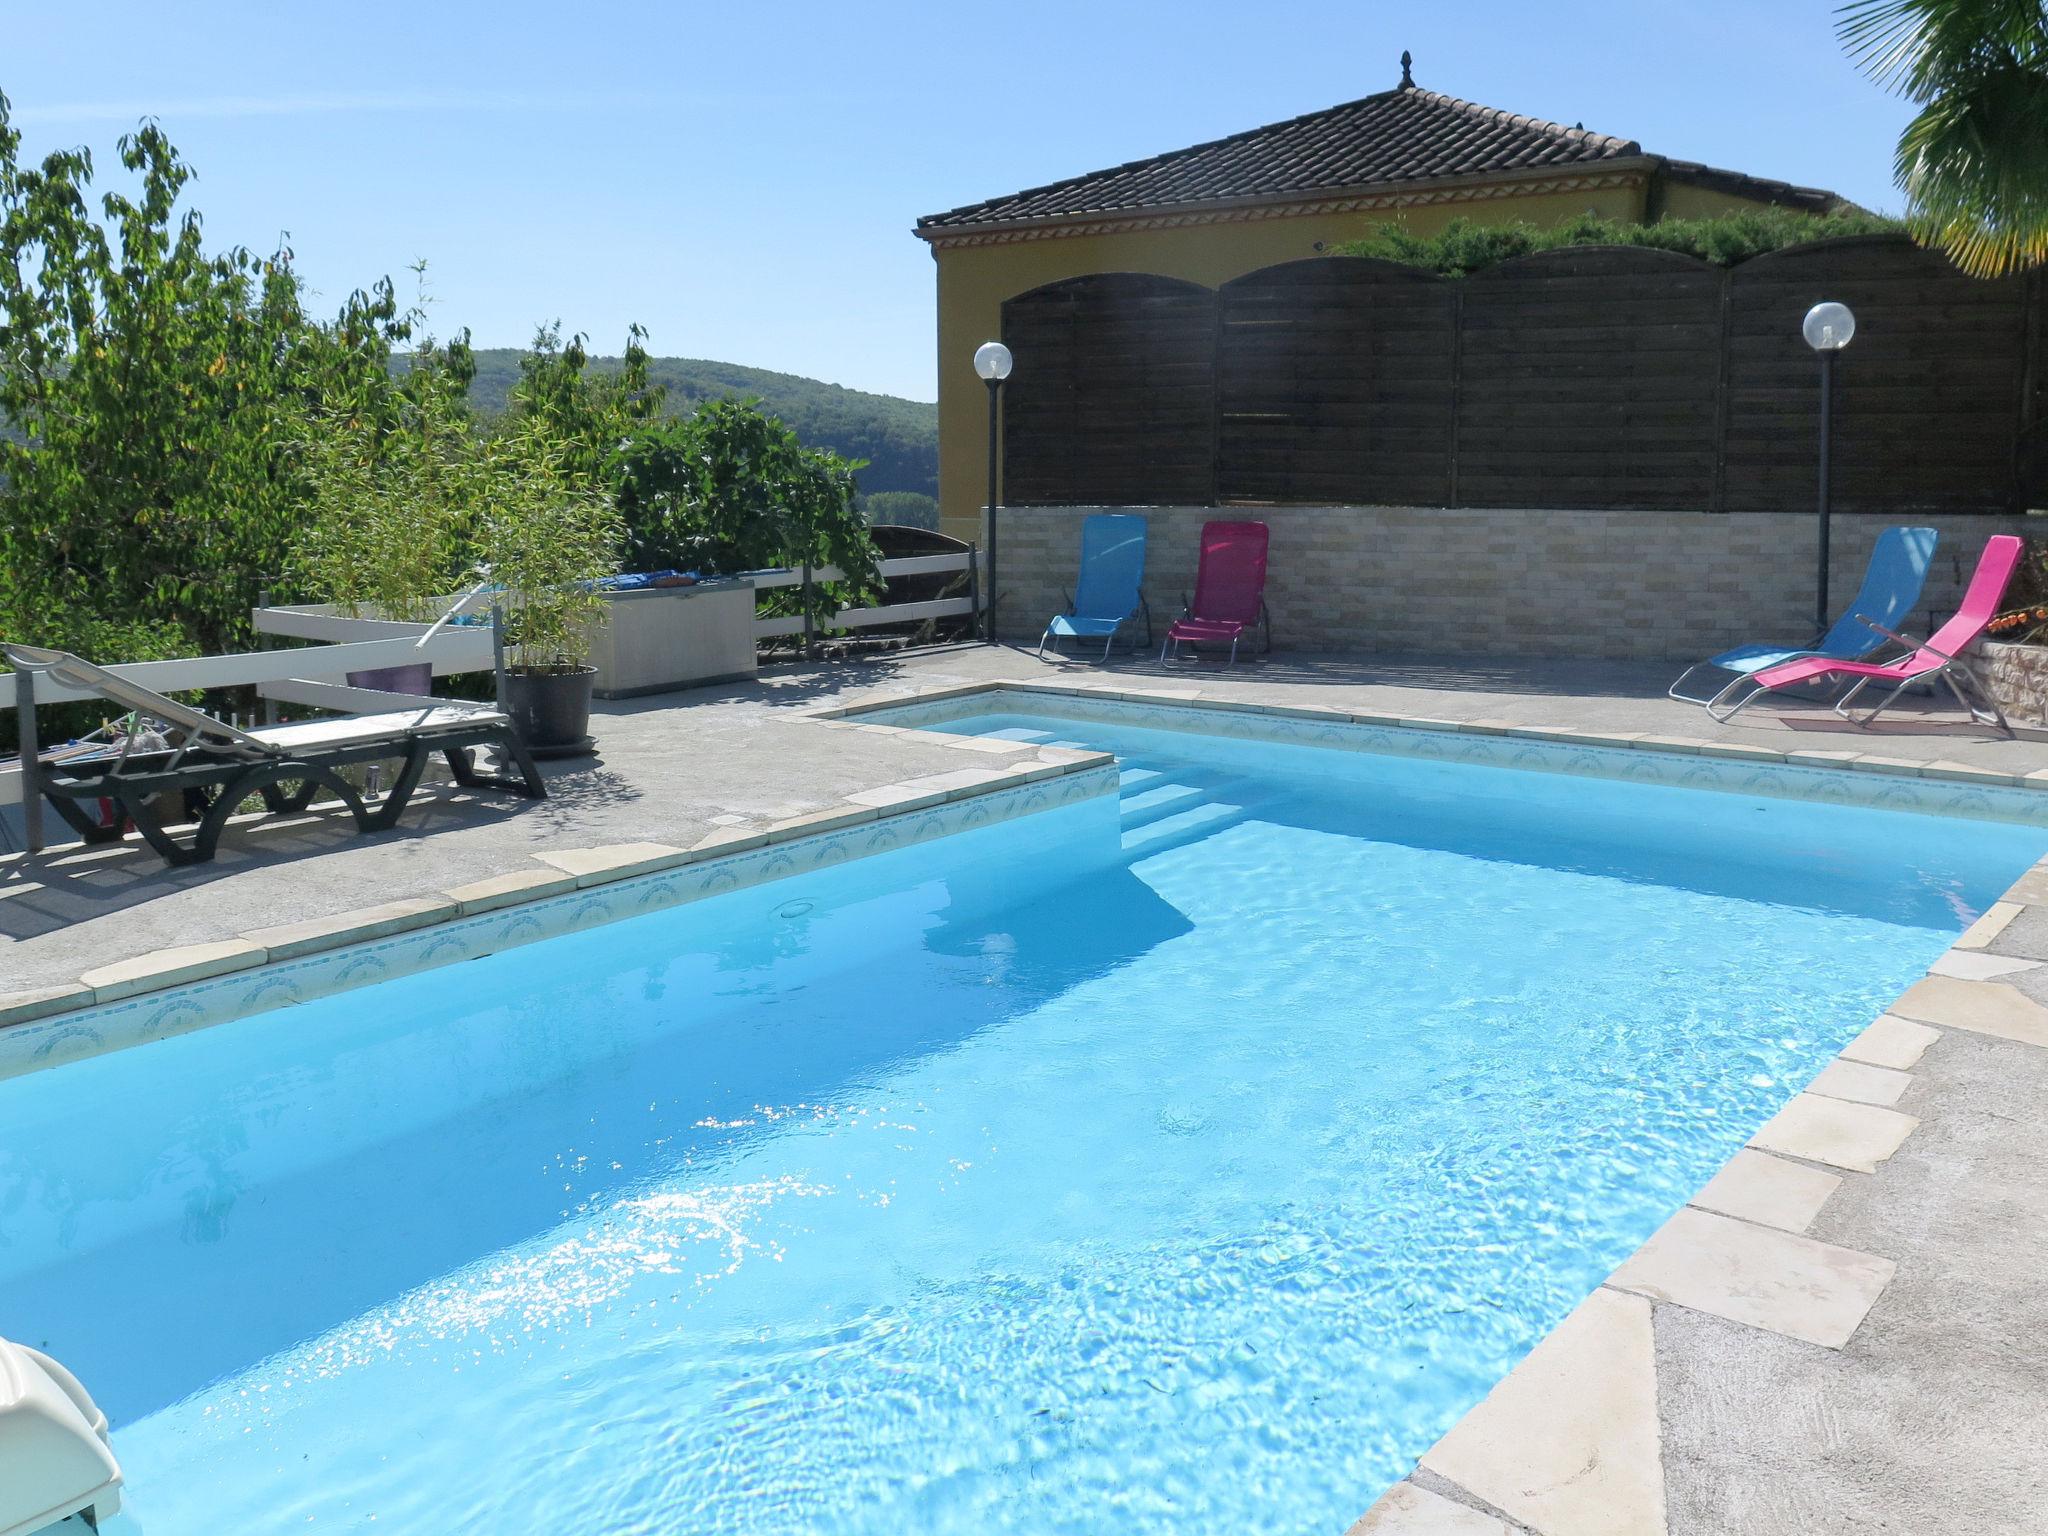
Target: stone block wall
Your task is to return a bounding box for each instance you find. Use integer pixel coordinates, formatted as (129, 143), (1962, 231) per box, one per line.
(1978, 641), (2048, 727)
(993, 505), (2036, 663)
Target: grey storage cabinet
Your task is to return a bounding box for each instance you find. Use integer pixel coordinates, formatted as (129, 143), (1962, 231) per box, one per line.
(584, 579), (759, 699)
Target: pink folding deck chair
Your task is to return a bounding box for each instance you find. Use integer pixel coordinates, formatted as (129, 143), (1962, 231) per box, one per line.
(1162, 520), (1270, 664)
(1710, 534), (2023, 732)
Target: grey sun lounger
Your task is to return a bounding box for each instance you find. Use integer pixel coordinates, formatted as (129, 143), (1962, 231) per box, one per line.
(4, 644), (546, 865)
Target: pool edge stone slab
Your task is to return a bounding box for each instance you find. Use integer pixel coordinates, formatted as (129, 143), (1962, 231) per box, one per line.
(1345, 1481), (1514, 1535)
(1415, 1285), (1668, 1536)
(0, 756), (1119, 1081)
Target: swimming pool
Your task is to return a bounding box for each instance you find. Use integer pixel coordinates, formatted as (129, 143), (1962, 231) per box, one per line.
(4, 710), (2040, 1535)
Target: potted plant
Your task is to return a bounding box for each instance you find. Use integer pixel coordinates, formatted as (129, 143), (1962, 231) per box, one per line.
(477, 418), (624, 750)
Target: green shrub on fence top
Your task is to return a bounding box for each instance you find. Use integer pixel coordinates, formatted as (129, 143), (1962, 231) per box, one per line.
(1332, 209), (1908, 276)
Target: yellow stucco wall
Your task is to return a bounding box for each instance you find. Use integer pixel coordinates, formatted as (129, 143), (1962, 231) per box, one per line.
(1654, 180), (1795, 221)
(928, 177), (1656, 538)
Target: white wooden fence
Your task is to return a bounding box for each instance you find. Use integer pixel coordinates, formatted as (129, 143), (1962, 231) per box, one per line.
(748, 551), (982, 642)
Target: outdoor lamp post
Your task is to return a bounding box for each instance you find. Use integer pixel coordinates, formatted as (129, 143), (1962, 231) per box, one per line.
(1802, 300), (1856, 633)
(974, 340), (1013, 643)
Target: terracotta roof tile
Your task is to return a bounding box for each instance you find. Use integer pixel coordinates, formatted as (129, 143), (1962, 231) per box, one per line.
(1659, 158), (1846, 216)
(918, 84), (1642, 232)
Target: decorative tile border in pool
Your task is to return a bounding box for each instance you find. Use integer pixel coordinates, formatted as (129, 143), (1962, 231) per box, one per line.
(0, 754), (1119, 1082)
(823, 679), (2048, 827)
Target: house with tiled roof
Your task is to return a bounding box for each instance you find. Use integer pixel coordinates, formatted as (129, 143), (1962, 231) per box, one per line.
(915, 57), (1845, 535)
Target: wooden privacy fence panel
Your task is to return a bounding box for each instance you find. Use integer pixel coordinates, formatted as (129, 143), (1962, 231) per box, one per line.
(2029, 271), (2048, 498)
(999, 273), (1216, 507)
(999, 236), (2047, 514)
(1215, 258), (1456, 505)
(1723, 238), (2032, 513)
(1455, 248), (1722, 510)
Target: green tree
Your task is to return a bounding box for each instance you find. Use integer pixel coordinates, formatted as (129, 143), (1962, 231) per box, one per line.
(613, 398), (880, 624)
(508, 321), (664, 487)
(0, 94), (416, 661)
(860, 490), (939, 530)
(1839, 0), (2048, 276)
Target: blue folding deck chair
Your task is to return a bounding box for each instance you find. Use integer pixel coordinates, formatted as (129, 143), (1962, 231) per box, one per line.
(1039, 513), (1151, 660)
(1668, 526), (1938, 713)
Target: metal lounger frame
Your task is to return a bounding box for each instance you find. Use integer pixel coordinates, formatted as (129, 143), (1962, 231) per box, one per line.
(1706, 614), (2010, 733)
(34, 720), (545, 866)
(1160, 600), (1272, 665)
(1038, 594), (1153, 661)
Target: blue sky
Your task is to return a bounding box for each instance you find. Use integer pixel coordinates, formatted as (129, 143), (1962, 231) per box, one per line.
(5, 2), (1914, 403)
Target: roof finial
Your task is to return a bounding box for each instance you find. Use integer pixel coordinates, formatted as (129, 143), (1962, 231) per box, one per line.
(1399, 50), (1414, 89)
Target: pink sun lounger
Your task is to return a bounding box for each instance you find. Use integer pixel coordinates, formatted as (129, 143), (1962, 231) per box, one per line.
(1162, 520), (1270, 664)
(1710, 534), (2023, 732)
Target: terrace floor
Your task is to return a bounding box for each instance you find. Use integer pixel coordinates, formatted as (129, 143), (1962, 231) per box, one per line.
(8, 642), (2048, 1535)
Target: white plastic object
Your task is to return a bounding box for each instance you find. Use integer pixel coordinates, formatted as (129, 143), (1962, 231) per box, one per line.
(0, 1337), (123, 1536)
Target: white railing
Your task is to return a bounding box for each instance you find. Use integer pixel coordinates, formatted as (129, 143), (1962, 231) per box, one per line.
(748, 550), (983, 641)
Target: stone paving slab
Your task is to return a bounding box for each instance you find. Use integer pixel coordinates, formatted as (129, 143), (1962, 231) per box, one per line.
(1839, 1015), (1940, 1070)
(1608, 1207), (1896, 1350)
(1687, 1149), (1842, 1233)
(1417, 1286), (1666, 1536)
(1347, 1482), (1512, 1535)
(1747, 1093), (1921, 1174)
(1807, 1058), (1913, 1107)
(1893, 973), (2048, 1047)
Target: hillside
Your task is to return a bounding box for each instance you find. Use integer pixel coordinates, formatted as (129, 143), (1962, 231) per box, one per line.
(464, 350), (938, 504)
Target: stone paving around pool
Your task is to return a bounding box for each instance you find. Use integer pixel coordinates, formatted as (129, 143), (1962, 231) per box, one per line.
(7, 642), (2048, 1534)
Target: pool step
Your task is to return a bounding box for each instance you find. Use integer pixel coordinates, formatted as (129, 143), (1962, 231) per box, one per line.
(1118, 782), (1207, 827)
(1121, 800), (1243, 854)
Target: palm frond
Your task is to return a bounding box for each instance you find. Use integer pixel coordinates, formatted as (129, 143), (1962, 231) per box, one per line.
(1838, 0), (2048, 96)
(1839, 0), (2048, 274)
(1893, 53), (2048, 272)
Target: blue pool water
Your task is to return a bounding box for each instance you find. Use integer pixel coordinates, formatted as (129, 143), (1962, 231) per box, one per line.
(3, 714), (2040, 1535)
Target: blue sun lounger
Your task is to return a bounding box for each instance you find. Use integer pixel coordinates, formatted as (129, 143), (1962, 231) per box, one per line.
(1668, 526), (1938, 712)
(1039, 513), (1151, 660)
